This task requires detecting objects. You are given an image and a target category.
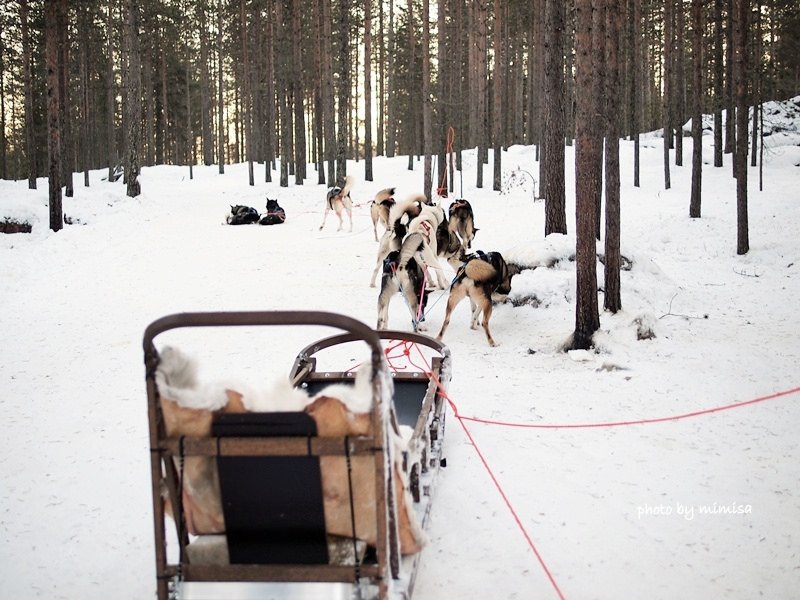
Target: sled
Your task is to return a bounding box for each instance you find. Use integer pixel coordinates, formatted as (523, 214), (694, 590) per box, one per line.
(143, 311), (451, 600)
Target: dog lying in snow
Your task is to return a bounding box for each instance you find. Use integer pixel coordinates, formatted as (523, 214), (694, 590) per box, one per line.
(226, 205), (260, 225)
(154, 346), (425, 555)
(258, 198), (286, 225)
(436, 251), (518, 347)
(319, 175), (354, 232)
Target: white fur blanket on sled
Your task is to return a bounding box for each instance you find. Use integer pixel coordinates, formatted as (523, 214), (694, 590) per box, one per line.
(154, 346), (425, 555)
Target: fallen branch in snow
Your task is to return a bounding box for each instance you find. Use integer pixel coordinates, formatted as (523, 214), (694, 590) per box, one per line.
(659, 292), (709, 320)
(733, 266), (760, 278)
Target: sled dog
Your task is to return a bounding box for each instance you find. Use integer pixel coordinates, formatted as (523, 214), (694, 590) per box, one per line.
(259, 198), (286, 225)
(370, 187), (396, 241)
(376, 232), (431, 332)
(436, 251), (518, 347)
(369, 193), (427, 288)
(319, 175), (354, 232)
(406, 202), (452, 289)
(448, 198), (478, 249)
(226, 205), (260, 225)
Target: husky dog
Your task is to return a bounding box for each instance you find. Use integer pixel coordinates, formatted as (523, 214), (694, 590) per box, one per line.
(436, 251), (518, 347)
(259, 198), (286, 225)
(406, 202), (451, 289)
(227, 205), (260, 225)
(377, 233), (431, 332)
(448, 199), (478, 249)
(319, 175), (354, 232)
(369, 187), (396, 241)
(368, 193), (426, 287)
(370, 220), (407, 287)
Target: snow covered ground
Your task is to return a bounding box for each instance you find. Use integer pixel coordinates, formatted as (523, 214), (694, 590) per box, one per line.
(1, 101), (799, 599)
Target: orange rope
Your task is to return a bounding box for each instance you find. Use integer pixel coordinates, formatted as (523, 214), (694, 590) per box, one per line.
(437, 126), (456, 197)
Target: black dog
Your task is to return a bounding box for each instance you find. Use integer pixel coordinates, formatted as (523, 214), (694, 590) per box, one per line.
(259, 198), (286, 225)
(227, 205), (260, 225)
(436, 251), (517, 347)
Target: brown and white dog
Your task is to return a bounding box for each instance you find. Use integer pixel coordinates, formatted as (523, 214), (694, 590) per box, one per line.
(448, 198), (478, 249)
(436, 251), (518, 347)
(369, 187), (396, 241)
(319, 175), (354, 232)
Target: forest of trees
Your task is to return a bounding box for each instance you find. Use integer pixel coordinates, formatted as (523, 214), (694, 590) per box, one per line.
(0, 0), (798, 346)
(1, 0), (798, 189)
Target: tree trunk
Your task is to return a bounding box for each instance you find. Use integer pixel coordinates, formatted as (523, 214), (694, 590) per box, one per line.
(572, 0), (601, 350)
(336, 0), (350, 183)
(689, 0), (703, 218)
(21, 0), (37, 188)
(292, 0), (306, 183)
(125, 0), (142, 197)
(543, 0), (567, 235)
(46, 0), (63, 231)
(713, 0), (724, 167)
(734, 0), (749, 254)
(321, 0), (337, 181)
(364, 0), (374, 181)
(386, 0), (395, 158)
(199, 4), (213, 165)
(106, 0), (116, 181)
(662, 0), (672, 189)
(377, 0), (385, 157)
(313, 0), (326, 183)
(474, 0), (488, 188)
(674, 1), (684, 167)
(632, 0), (642, 187)
(217, 0), (225, 174)
(242, 0), (254, 185)
(592, 0), (605, 240)
(724, 0), (735, 157)
(422, 0), (433, 199)
(58, 0), (73, 197)
(491, 0), (503, 192)
(604, 0), (623, 314)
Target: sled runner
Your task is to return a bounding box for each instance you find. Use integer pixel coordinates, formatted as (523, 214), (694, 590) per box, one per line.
(143, 311), (451, 600)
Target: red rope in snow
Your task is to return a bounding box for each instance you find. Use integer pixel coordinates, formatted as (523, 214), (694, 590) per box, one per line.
(385, 341), (800, 600)
(393, 342), (567, 600)
(456, 385), (800, 430)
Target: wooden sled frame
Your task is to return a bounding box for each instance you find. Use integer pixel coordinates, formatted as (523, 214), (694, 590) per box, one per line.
(143, 311), (451, 600)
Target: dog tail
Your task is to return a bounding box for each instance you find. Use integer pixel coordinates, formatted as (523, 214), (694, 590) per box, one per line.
(374, 187), (396, 202)
(389, 193), (426, 226)
(397, 232), (425, 270)
(340, 175), (354, 198)
(464, 259), (498, 283)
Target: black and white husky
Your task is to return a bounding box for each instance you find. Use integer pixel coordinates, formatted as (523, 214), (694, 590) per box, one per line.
(319, 175), (354, 232)
(369, 194), (456, 289)
(376, 232), (431, 332)
(226, 204), (260, 225)
(436, 251), (518, 347)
